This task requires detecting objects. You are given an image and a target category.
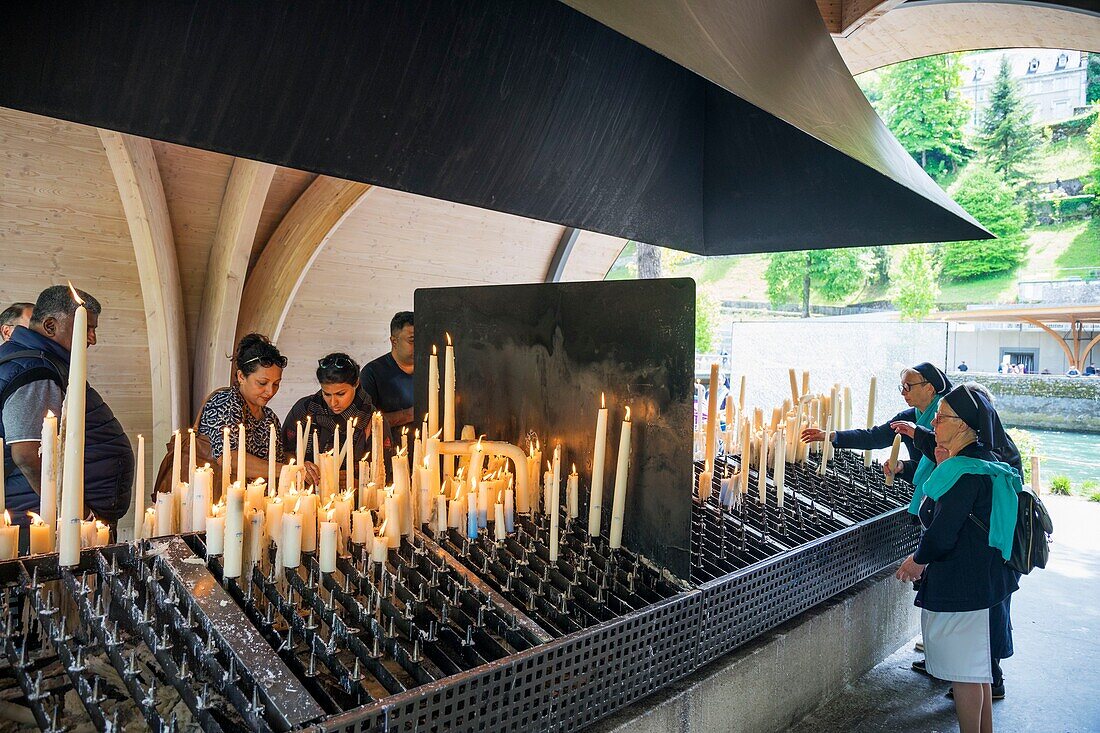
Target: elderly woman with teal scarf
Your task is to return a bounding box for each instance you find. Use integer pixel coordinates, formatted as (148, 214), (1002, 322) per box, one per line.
(895, 385), (1021, 733)
(801, 361), (951, 486)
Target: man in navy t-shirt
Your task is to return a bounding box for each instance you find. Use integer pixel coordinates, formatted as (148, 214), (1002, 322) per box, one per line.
(360, 311), (414, 446)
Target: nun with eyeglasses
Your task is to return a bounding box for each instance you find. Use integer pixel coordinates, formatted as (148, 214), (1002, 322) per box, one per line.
(801, 361), (952, 487)
(895, 384), (1022, 733)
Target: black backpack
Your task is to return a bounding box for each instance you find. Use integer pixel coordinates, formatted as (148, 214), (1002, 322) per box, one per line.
(970, 487), (1053, 575)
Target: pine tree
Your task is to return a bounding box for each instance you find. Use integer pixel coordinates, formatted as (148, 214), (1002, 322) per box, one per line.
(892, 246), (939, 321)
(941, 166), (1028, 280)
(975, 56), (1041, 187)
(878, 55), (970, 179)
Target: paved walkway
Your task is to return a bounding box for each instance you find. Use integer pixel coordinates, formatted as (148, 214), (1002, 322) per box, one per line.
(790, 494), (1100, 733)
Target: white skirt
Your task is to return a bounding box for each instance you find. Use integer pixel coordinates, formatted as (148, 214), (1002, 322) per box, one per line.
(921, 608), (993, 684)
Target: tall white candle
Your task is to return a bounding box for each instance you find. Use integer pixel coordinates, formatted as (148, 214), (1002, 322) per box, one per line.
(282, 513), (303, 568)
(299, 492), (318, 552)
(567, 465), (579, 519)
(739, 420), (751, 496)
(371, 412), (385, 488)
(237, 423), (246, 486)
(319, 512), (337, 573)
(223, 484), (245, 578)
(222, 427), (232, 491)
(609, 408), (632, 550)
(757, 429), (769, 504)
(885, 433), (902, 487)
(428, 346), (440, 442)
(171, 429), (182, 498)
(188, 428), (197, 486)
(1030, 455), (1041, 494)
(774, 429), (786, 508)
(705, 364), (720, 471)
(549, 446), (561, 561)
(268, 423), (277, 493)
(296, 420), (305, 469)
(788, 368), (799, 406)
(155, 491), (173, 537)
(864, 377), (877, 467)
(346, 418), (356, 493)
(59, 288), (88, 567)
(40, 411), (58, 540)
(443, 334), (456, 478)
(206, 510), (225, 555)
(133, 434), (145, 541)
(843, 386), (853, 432)
(192, 464), (213, 532)
(588, 394), (608, 536)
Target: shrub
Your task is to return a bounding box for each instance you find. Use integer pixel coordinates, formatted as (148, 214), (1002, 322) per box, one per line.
(1083, 479), (1099, 492)
(1088, 490), (1100, 503)
(1007, 428), (1036, 483)
(1050, 475), (1072, 496)
(942, 167), (1028, 280)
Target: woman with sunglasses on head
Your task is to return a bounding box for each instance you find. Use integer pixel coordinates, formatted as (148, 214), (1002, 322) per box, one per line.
(196, 333), (313, 484)
(895, 385), (1021, 732)
(801, 361), (952, 486)
(283, 353), (389, 471)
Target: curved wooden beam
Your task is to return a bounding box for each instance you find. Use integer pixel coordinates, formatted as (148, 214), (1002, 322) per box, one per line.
(192, 159), (276, 413)
(1023, 317), (1077, 370)
(236, 176), (370, 344)
(99, 130), (189, 447)
(1081, 332), (1100, 369)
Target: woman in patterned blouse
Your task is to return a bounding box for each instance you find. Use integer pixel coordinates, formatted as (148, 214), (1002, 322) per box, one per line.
(197, 333), (318, 485)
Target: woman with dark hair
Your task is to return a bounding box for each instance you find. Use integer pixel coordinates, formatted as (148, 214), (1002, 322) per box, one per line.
(196, 333), (305, 483)
(896, 384), (1021, 732)
(283, 353), (388, 469)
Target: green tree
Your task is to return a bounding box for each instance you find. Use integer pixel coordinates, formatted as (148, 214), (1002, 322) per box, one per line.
(975, 56), (1041, 187)
(764, 250), (867, 317)
(942, 166), (1028, 279)
(866, 246), (892, 287)
(878, 54), (970, 178)
(1084, 112), (1100, 200)
(1087, 53), (1100, 105)
(892, 245), (939, 321)
(696, 291), (719, 352)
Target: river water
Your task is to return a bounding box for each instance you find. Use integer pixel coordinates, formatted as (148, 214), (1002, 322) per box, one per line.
(1010, 426), (1100, 488)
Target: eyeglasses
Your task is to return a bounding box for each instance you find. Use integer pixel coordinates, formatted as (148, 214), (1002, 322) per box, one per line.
(241, 354), (288, 368)
(898, 380), (929, 394)
(318, 355), (355, 369)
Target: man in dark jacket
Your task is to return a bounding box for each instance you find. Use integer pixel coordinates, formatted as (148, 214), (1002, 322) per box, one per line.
(0, 286), (134, 539)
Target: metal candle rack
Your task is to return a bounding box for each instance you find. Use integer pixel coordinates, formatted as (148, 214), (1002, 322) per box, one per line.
(0, 447), (917, 732)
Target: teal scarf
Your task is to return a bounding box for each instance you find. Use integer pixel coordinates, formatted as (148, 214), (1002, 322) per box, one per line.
(918, 455), (1022, 561)
(906, 394), (942, 513)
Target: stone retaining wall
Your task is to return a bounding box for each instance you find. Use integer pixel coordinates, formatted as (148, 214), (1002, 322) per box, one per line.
(950, 373), (1100, 433)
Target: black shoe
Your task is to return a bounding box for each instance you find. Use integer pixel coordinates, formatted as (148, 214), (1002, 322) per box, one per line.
(911, 659), (930, 676)
(945, 684), (1006, 700)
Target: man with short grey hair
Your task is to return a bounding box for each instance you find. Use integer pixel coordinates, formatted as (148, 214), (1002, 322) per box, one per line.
(0, 285), (134, 541)
(0, 302), (33, 343)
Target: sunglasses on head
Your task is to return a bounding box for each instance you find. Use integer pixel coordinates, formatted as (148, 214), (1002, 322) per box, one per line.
(241, 354), (288, 369)
(318, 355), (355, 369)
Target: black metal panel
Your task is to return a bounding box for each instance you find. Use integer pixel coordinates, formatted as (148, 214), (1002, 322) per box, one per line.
(0, 0), (988, 254)
(413, 279), (695, 579)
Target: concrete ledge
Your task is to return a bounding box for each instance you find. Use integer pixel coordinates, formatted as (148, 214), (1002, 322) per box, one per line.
(589, 568), (919, 733)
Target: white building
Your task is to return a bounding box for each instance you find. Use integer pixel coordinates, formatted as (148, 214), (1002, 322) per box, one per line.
(959, 48), (1088, 131)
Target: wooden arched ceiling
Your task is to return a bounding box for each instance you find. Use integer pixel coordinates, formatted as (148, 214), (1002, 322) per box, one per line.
(0, 105), (626, 503)
(826, 1), (1100, 74)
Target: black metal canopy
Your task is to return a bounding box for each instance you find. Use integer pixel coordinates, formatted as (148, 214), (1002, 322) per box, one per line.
(0, 0), (989, 256)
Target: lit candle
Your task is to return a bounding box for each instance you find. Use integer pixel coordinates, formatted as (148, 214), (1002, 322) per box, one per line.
(206, 504), (225, 555)
(494, 503), (506, 541)
(436, 493), (448, 533)
(80, 519), (96, 549)
(864, 377), (877, 467)
(40, 411), (58, 540)
(171, 429), (182, 498)
(443, 333), (456, 478)
(268, 424), (277, 493)
(587, 393), (609, 536)
(428, 345), (440, 442)
(466, 491), (478, 540)
(222, 427), (232, 491)
(179, 481), (193, 533)
(384, 493), (401, 547)
(265, 495), (284, 544)
(352, 507), (373, 545)
(245, 479), (266, 515)
(58, 285), (88, 566)
(133, 434), (145, 541)
(28, 511), (52, 554)
(0, 512), (18, 560)
(142, 508), (155, 542)
(155, 491), (174, 537)
(333, 491), (353, 549)
(95, 520), (110, 547)
(299, 491), (318, 552)
(223, 484), (245, 578)
(319, 511), (337, 573)
(237, 423), (246, 486)
(885, 433), (903, 487)
(609, 408), (632, 550)
(281, 512), (303, 568)
(371, 531), (388, 564)
(296, 419), (305, 469)
(567, 464), (579, 519)
(371, 412), (385, 488)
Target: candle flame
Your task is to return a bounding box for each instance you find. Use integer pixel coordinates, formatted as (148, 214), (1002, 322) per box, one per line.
(2, 510), (10, 526)
(456, 467), (465, 479)
(95, 520), (108, 530)
(27, 511), (45, 526)
(475, 435), (484, 450)
(293, 499), (302, 514)
(571, 463), (577, 474)
(625, 406), (632, 421)
(601, 392), (605, 408)
(46, 410), (55, 419)
(446, 332), (452, 346)
(396, 445), (407, 458)
(433, 344), (438, 355)
(327, 509), (335, 522)
(67, 281), (84, 306)
(401, 426), (408, 437)
(288, 458), (295, 466)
